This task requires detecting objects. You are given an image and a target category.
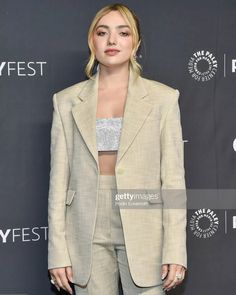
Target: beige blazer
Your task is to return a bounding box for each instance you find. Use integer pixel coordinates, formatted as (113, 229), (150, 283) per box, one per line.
(48, 67), (187, 287)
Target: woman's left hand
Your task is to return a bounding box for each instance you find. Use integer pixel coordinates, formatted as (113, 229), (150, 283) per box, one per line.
(161, 264), (186, 292)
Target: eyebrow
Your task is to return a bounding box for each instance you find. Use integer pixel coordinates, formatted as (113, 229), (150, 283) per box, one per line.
(95, 25), (131, 30)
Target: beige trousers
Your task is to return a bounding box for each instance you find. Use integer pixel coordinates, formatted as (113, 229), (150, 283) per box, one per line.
(74, 175), (165, 295)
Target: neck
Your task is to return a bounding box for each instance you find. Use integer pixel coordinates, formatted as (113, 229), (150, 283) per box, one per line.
(98, 64), (130, 90)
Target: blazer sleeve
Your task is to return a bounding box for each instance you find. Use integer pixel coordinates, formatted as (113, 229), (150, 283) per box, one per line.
(47, 93), (71, 269)
(160, 89), (187, 269)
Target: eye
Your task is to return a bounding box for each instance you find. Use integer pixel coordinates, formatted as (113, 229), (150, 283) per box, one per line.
(96, 31), (106, 36)
(120, 32), (130, 36)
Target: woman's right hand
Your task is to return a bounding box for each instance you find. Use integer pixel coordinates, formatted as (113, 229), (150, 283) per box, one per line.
(49, 266), (73, 294)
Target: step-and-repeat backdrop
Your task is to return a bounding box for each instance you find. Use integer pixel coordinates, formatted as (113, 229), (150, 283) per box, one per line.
(1, 0), (236, 294)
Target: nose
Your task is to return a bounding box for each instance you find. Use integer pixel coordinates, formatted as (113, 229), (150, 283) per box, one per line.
(107, 31), (117, 45)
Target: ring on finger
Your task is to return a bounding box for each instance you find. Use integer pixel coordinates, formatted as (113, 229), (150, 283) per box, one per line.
(175, 273), (183, 281)
(50, 278), (55, 285)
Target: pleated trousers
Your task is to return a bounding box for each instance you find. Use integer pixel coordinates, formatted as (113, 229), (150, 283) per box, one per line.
(74, 175), (165, 295)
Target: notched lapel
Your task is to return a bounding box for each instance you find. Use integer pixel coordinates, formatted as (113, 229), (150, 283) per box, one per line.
(71, 73), (99, 166)
(116, 73), (153, 165)
(71, 67), (153, 169)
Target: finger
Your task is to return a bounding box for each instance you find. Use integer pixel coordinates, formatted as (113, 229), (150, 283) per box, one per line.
(58, 271), (73, 295)
(49, 268), (61, 281)
(173, 266), (185, 287)
(49, 270), (57, 283)
(53, 270), (66, 290)
(53, 274), (63, 291)
(168, 266), (185, 291)
(66, 266), (74, 283)
(54, 284), (60, 292)
(162, 264), (177, 290)
(50, 269), (65, 292)
(50, 274), (56, 283)
(161, 264), (168, 280)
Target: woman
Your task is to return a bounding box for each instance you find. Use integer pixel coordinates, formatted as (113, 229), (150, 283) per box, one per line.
(48, 3), (187, 295)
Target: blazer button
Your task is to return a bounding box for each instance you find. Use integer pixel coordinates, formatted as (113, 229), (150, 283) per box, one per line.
(117, 168), (124, 174)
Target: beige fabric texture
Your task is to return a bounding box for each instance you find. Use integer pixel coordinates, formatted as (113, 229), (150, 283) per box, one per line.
(48, 67), (187, 287)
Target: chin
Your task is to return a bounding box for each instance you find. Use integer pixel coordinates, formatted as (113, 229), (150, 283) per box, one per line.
(101, 60), (130, 68)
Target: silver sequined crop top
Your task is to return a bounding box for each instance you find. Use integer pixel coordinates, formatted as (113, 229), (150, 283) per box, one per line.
(96, 117), (123, 151)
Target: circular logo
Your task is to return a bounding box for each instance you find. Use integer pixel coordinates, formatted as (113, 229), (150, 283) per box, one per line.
(190, 208), (219, 238)
(188, 50), (218, 82)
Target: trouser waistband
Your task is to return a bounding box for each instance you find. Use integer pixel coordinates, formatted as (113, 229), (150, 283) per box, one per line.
(99, 174), (117, 189)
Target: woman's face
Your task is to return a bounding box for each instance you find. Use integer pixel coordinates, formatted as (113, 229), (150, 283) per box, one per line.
(92, 10), (134, 69)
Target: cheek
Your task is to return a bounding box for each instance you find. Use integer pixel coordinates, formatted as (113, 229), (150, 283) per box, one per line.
(92, 35), (102, 51)
(92, 37), (98, 50)
(122, 39), (133, 51)
(123, 44), (133, 55)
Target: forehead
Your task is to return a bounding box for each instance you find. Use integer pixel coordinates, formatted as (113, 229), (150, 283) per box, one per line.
(96, 10), (130, 28)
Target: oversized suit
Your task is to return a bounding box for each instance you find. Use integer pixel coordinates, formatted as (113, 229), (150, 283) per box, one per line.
(47, 67), (187, 287)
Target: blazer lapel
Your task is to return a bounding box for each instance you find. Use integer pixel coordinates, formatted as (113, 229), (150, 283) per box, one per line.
(71, 67), (153, 169)
(116, 69), (153, 165)
(71, 71), (99, 167)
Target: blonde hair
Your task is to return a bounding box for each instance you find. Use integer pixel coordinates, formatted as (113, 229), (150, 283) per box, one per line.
(85, 3), (142, 79)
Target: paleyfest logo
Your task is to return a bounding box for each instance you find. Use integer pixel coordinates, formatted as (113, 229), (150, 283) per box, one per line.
(190, 208), (219, 238)
(0, 61), (47, 76)
(188, 50), (218, 82)
(0, 226), (48, 243)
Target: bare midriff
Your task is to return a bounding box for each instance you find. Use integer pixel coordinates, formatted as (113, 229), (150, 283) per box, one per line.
(98, 151), (118, 175)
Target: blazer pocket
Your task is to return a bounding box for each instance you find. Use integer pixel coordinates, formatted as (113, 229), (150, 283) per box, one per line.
(65, 189), (76, 206)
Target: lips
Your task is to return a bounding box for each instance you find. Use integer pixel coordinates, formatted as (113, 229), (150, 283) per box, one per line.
(105, 49), (120, 53)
